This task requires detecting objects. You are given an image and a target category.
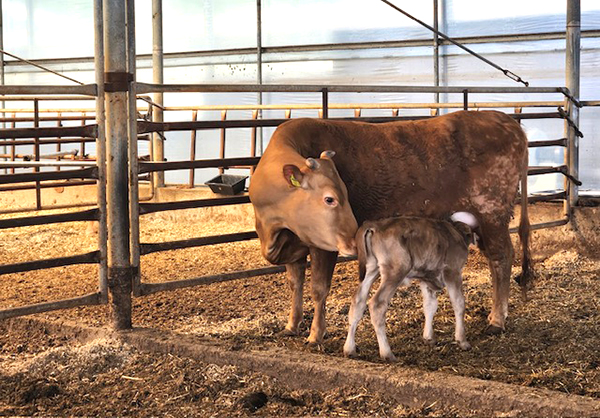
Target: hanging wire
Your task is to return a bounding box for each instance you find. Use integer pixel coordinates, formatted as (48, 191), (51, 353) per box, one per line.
(0, 48), (84, 85)
(379, 0), (530, 87)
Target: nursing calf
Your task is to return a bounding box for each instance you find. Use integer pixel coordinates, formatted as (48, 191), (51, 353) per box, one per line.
(344, 212), (478, 362)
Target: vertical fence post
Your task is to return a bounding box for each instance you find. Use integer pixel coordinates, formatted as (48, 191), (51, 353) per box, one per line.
(152, 0), (165, 189)
(56, 112), (62, 172)
(189, 110), (198, 187)
(33, 99), (41, 210)
(219, 110), (227, 175)
(94, 0), (108, 304)
(566, 0), (580, 209)
(322, 88), (329, 119)
(9, 113), (15, 173)
(104, 0), (132, 329)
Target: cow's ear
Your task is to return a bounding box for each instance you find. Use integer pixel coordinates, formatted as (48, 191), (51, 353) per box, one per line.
(320, 150), (336, 160)
(283, 164), (304, 188)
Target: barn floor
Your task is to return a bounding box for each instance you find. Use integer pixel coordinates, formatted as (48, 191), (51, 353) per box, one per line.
(1, 189), (600, 416)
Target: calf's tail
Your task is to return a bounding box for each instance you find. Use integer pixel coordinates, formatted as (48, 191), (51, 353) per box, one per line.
(515, 152), (536, 293)
(355, 226), (374, 283)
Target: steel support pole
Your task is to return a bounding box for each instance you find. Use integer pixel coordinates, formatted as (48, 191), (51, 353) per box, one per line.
(152, 0), (165, 188)
(566, 0), (580, 208)
(104, 0), (132, 330)
(0, 0), (5, 171)
(256, 0), (264, 154)
(433, 0), (440, 107)
(127, 0), (141, 295)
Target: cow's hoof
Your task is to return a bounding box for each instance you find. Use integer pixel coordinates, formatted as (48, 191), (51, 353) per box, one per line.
(304, 340), (324, 351)
(279, 329), (298, 337)
(484, 324), (504, 335)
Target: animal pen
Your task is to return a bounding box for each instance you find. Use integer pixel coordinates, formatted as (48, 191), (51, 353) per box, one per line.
(1, 0), (600, 415)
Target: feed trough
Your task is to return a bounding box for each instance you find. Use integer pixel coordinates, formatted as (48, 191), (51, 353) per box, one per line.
(205, 174), (248, 195)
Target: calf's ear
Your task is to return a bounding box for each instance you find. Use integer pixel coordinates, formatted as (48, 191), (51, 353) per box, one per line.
(283, 164), (305, 188)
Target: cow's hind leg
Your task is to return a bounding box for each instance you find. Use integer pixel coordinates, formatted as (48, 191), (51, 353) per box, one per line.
(344, 258), (380, 358)
(480, 222), (514, 334)
(307, 247), (338, 345)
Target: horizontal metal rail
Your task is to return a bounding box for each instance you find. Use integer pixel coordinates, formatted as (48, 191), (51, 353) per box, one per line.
(140, 231), (258, 255)
(0, 85), (98, 96)
(136, 82), (566, 95)
(0, 95), (96, 101)
(0, 251), (100, 275)
(0, 125), (97, 140)
(0, 179), (96, 192)
(509, 217), (569, 234)
(6, 30), (600, 70)
(0, 115), (96, 123)
(0, 208), (98, 229)
(0, 292), (103, 320)
(139, 196), (250, 215)
(0, 166), (98, 184)
(138, 255), (357, 296)
(138, 157), (260, 174)
(528, 165), (568, 176)
(0, 137), (96, 147)
(529, 138), (567, 147)
(5, 99), (600, 115)
(137, 111), (561, 135)
(528, 191), (567, 203)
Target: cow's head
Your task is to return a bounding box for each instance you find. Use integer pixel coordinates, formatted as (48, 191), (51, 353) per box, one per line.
(282, 150), (358, 256)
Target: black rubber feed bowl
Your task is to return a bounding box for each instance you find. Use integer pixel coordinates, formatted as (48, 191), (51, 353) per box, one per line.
(205, 174), (248, 195)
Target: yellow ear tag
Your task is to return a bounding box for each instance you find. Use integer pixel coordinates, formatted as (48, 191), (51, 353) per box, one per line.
(290, 174), (301, 187)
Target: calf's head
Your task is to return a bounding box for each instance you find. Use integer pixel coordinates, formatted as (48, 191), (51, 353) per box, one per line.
(282, 150), (358, 256)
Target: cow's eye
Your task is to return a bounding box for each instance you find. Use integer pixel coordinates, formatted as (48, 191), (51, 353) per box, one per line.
(324, 196), (337, 206)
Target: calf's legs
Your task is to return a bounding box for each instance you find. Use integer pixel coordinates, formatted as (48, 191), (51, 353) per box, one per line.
(445, 274), (471, 350)
(419, 281), (438, 345)
(367, 266), (408, 362)
(343, 258), (380, 357)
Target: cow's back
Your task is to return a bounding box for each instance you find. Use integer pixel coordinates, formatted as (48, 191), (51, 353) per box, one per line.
(271, 111), (527, 224)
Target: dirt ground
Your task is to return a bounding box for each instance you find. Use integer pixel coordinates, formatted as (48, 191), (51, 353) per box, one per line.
(1, 188), (600, 416)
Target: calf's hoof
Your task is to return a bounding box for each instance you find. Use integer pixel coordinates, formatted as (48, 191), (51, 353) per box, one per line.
(380, 352), (397, 363)
(343, 345), (360, 359)
(484, 324), (504, 336)
(422, 337), (437, 347)
(457, 340), (472, 350)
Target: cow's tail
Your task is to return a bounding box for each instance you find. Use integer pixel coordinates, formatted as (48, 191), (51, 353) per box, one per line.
(356, 226), (374, 283)
(515, 151), (536, 297)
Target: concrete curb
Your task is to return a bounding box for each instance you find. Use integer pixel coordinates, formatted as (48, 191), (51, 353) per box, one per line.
(8, 317), (600, 417)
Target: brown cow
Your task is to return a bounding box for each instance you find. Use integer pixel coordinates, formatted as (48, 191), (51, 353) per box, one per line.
(249, 110), (533, 345)
(343, 212), (478, 362)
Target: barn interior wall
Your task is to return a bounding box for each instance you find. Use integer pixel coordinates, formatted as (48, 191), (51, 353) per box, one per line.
(1, 0), (600, 193)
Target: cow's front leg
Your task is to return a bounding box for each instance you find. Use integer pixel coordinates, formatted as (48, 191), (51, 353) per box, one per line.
(307, 247), (337, 345)
(481, 223), (514, 334)
(284, 258), (307, 335)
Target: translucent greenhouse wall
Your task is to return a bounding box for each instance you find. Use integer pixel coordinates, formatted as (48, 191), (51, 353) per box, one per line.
(2, 0), (600, 193)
